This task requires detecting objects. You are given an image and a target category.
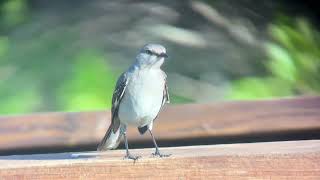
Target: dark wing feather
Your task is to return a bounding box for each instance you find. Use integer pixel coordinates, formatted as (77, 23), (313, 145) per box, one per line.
(97, 72), (129, 150)
(161, 71), (170, 106)
(110, 72), (129, 133)
(162, 78), (170, 105)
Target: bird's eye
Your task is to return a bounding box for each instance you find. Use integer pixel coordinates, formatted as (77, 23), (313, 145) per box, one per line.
(145, 50), (152, 55)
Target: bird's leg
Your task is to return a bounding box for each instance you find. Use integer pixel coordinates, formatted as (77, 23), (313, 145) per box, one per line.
(123, 131), (140, 160)
(148, 129), (171, 158)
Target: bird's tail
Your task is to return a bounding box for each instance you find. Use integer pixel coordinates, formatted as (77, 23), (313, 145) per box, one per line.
(97, 122), (123, 151)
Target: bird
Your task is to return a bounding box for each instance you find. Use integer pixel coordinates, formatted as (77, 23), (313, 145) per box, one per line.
(97, 44), (170, 160)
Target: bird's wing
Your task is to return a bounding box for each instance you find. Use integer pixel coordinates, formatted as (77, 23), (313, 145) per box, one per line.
(162, 74), (170, 106)
(110, 72), (129, 133)
(97, 72), (129, 150)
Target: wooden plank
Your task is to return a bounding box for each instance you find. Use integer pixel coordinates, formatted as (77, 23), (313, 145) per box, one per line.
(0, 140), (319, 179)
(0, 96), (319, 153)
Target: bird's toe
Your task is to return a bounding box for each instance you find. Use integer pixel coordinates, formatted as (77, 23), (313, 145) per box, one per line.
(124, 154), (141, 161)
(152, 151), (171, 158)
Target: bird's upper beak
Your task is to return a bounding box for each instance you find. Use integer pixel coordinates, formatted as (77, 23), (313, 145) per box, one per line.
(159, 52), (168, 58)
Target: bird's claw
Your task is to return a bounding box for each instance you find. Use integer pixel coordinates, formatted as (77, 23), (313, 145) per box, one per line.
(124, 153), (141, 161)
(152, 150), (171, 158)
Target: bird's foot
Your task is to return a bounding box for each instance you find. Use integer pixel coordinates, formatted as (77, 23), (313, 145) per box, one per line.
(152, 150), (171, 158)
(124, 153), (141, 161)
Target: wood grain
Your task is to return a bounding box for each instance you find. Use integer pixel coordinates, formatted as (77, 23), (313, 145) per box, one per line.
(0, 140), (319, 179)
(0, 96), (319, 152)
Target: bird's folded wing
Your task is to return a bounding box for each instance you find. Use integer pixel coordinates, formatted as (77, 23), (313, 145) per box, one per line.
(163, 79), (170, 105)
(162, 72), (170, 106)
(111, 72), (129, 133)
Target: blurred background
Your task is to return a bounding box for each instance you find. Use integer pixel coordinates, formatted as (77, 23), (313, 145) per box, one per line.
(0, 0), (319, 115)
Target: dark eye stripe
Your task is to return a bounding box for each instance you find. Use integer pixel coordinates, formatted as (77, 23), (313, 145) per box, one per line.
(145, 50), (168, 58)
(145, 50), (152, 55)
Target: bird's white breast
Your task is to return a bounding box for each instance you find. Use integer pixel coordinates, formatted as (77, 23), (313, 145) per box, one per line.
(118, 68), (165, 127)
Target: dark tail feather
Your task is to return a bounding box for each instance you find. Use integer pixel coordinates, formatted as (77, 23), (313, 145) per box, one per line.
(97, 122), (122, 151)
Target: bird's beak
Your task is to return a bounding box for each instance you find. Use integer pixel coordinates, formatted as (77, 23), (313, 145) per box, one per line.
(159, 53), (168, 58)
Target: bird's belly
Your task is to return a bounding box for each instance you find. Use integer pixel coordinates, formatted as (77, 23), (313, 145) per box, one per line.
(118, 70), (164, 127)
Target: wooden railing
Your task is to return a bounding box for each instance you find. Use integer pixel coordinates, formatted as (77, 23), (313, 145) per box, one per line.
(0, 96), (319, 179)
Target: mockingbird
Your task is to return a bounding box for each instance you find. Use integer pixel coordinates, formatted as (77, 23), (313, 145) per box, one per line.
(97, 44), (170, 160)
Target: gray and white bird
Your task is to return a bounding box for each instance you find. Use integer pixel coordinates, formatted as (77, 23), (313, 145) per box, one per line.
(97, 44), (170, 160)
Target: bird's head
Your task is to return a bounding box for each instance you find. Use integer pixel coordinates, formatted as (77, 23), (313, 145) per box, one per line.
(135, 44), (168, 69)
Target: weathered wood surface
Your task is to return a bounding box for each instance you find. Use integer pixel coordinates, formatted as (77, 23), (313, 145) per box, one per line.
(0, 140), (319, 179)
(0, 96), (319, 152)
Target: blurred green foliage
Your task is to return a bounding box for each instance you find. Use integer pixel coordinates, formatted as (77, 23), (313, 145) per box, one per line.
(229, 17), (320, 99)
(0, 43), (117, 115)
(58, 50), (116, 111)
(0, 0), (118, 114)
(170, 94), (194, 104)
(0, 0), (191, 114)
(1, 0), (320, 114)
(0, 0), (28, 31)
(0, 36), (8, 57)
